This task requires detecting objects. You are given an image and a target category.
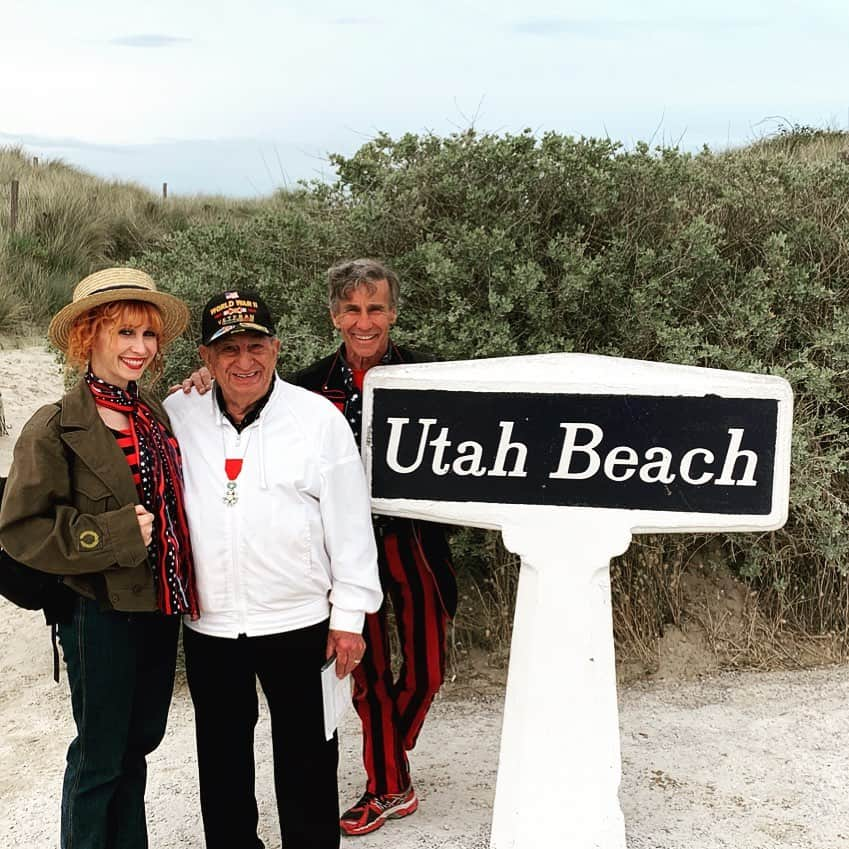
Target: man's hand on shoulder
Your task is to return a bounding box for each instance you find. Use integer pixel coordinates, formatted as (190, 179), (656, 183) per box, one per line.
(327, 628), (366, 679)
(167, 366), (214, 397)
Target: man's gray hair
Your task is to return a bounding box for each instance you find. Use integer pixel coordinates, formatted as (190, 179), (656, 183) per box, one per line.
(327, 258), (400, 313)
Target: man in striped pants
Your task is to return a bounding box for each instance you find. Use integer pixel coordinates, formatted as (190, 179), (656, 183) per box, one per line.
(292, 258), (457, 837)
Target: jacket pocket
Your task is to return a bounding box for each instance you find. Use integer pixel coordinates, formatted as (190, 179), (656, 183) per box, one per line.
(72, 468), (114, 514)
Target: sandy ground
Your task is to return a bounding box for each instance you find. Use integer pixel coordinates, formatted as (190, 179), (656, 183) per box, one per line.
(2, 344), (849, 849)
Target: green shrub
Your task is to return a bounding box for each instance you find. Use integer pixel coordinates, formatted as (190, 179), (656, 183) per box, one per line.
(8, 131), (849, 658)
(139, 129), (849, 647)
(138, 192), (347, 381)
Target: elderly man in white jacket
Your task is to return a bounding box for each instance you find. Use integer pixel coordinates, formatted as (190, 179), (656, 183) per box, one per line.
(164, 289), (382, 849)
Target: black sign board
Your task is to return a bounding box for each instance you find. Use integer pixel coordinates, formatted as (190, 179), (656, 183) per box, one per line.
(370, 389), (778, 515)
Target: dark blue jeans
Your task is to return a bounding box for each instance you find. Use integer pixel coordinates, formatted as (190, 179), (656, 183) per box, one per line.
(57, 596), (179, 849)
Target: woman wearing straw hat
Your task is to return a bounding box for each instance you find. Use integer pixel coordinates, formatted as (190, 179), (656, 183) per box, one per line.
(0, 267), (199, 849)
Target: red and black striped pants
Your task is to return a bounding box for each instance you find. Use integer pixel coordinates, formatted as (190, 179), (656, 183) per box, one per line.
(352, 529), (449, 795)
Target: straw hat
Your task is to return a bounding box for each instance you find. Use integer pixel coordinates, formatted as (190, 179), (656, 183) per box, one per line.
(48, 268), (190, 352)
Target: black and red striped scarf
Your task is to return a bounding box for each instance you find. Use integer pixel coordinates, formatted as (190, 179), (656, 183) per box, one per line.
(85, 371), (199, 618)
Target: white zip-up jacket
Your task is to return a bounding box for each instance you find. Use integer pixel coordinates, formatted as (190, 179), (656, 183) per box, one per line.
(164, 375), (382, 638)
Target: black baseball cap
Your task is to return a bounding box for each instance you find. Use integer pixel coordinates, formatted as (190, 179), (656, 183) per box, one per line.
(201, 289), (275, 345)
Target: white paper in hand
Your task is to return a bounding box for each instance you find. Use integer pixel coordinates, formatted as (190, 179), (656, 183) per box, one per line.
(321, 656), (353, 741)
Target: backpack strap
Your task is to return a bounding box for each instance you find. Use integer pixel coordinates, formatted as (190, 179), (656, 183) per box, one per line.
(51, 623), (59, 683)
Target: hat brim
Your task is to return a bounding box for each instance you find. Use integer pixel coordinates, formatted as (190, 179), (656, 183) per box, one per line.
(48, 288), (190, 352)
(204, 323), (275, 345)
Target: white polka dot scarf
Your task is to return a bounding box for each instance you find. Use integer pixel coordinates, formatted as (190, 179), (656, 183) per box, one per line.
(85, 371), (199, 617)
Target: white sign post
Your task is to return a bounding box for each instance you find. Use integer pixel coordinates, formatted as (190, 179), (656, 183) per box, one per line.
(362, 353), (793, 849)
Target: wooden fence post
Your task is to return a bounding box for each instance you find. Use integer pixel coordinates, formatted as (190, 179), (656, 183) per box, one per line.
(10, 179), (19, 233)
(162, 182), (168, 200)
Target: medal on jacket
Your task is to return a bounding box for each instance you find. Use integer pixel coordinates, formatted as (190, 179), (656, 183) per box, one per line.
(223, 431), (250, 506)
(224, 459), (242, 505)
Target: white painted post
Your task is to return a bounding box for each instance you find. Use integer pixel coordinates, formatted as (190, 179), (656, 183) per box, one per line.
(491, 513), (632, 849)
(362, 352), (793, 849)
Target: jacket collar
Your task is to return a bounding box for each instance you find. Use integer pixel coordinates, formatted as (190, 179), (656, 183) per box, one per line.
(59, 378), (101, 429)
(213, 375), (277, 433)
(58, 378), (141, 506)
(322, 341), (405, 391)
(209, 375), (280, 492)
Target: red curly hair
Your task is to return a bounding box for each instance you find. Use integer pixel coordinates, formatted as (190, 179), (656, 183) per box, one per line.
(66, 301), (165, 382)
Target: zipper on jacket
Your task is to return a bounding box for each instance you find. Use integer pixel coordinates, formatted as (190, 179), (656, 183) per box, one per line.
(226, 428), (249, 635)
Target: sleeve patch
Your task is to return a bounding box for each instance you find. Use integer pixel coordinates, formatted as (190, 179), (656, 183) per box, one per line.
(79, 530), (101, 550)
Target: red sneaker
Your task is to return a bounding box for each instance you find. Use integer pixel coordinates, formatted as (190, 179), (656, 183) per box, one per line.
(339, 786), (419, 836)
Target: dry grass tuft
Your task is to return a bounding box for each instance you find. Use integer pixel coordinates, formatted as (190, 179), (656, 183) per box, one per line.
(737, 122), (849, 162)
(0, 146), (284, 334)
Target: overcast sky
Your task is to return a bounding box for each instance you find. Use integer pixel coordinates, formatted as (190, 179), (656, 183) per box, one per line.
(2, 0), (847, 196)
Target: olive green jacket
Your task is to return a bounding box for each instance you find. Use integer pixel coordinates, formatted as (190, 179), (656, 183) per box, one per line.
(0, 379), (168, 611)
